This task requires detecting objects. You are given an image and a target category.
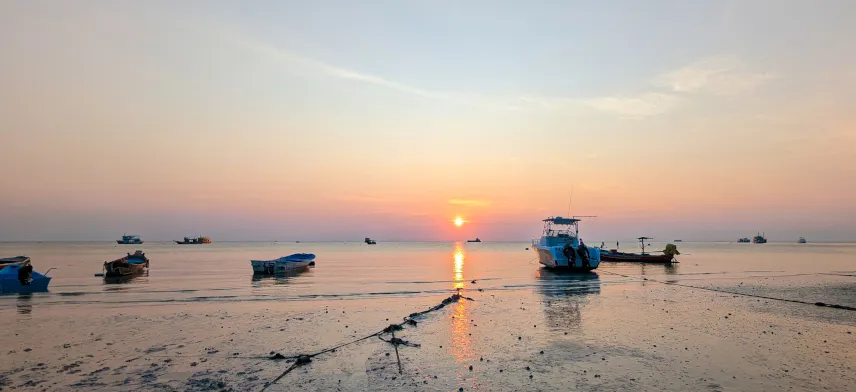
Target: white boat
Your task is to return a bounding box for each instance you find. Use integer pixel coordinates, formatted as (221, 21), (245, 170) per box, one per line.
(798, 237), (807, 244)
(251, 253), (316, 275)
(531, 216), (601, 270)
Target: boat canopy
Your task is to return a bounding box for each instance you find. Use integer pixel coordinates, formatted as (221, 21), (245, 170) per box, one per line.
(543, 216), (579, 225)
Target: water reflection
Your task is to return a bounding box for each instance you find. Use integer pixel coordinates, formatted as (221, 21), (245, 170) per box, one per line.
(103, 274), (149, 289)
(251, 269), (311, 287)
(449, 242), (472, 362)
(17, 294), (33, 315)
(536, 269), (601, 330)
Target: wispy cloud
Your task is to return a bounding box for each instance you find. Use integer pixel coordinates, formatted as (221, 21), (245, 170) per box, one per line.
(574, 93), (682, 117)
(448, 199), (491, 207)
(653, 57), (776, 95)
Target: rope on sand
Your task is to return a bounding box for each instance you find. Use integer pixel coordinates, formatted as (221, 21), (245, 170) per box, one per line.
(598, 270), (856, 312)
(260, 292), (474, 391)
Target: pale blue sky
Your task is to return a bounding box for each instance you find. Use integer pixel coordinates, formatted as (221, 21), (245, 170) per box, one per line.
(1, 1), (854, 241)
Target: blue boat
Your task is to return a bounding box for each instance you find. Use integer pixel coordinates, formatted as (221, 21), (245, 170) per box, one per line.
(0, 262), (52, 294)
(251, 253), (316, 274)
(117, 234), (143, 244)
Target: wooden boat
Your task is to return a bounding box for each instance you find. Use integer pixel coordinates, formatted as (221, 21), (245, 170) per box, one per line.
(175, 236), (211, 244)
(0, 263), (52, 293)
(364, 237), (377, 245)
(467, 237), (482, 243)
(600, 237), (678, 263)
(103, 251), (149, 277)
(251, 253), (316, 275)
(0, 256), (30, 270)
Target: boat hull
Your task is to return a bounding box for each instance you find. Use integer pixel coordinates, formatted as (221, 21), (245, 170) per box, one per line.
(117, 240), (143, 244)
(601, 252), (675, 263)
(103, 254), (149, 277)
(532, 245), (600, 270)
(251, 260), (313, 274)
(0, 276), (51, 294)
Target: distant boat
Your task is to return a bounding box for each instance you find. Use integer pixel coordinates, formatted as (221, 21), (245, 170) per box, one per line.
(798, 237), (807, 244)
(103, 250), (149, 277)
(674, 239), (683, 242)
(601, 237), (678, 263)
(0, 256), (31, 270)
(175, 236), (211, 245)
(753, 232), (767, 244)
(0, 261), (52, 293)
(467, 237), (482, 243)
(738, 237), (751, 243)
(531, 216), (601, 270)
(251, 253), (316, 274)
(364, 237), (377, 245)
(117, 234), (143, 245)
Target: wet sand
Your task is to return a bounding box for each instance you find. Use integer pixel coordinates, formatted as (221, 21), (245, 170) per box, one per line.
(1, 242), (855, 391)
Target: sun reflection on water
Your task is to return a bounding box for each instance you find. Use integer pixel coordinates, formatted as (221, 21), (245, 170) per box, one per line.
(450, 242), (472, 362)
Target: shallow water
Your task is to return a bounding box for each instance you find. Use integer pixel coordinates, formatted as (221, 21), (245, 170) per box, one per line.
(1, 241), (855, 391)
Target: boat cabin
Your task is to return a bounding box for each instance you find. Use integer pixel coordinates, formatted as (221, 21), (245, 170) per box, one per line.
(537, 217), (582, 247)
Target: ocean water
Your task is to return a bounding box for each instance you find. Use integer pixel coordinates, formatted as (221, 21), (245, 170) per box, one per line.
(1, 241), (855, 391)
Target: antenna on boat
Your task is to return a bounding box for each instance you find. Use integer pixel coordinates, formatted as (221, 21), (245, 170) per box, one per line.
(567, 186), (574, 217)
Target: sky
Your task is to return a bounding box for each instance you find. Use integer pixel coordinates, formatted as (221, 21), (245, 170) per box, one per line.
(1, 0), (854, 242)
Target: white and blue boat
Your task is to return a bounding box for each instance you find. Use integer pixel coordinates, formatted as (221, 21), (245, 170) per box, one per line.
(117, 234), (144, 245)
(0, 262), (52, 293)
(251, 253), (316, 274)
(531, 216), (601, 270)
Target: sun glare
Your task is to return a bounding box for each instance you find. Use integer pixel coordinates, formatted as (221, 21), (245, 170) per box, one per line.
(454, 217), (464, 227)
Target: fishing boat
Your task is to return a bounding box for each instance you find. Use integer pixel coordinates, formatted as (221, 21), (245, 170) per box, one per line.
(467, 237), (482, 243)
(531, 216), (601, 270)
(753, 232), (767, 244)
(175, 236), (211, 245)
(0, 256), (31, 270)
(0, 262), (53, 293)
(738, 238), (751, 243)
(117, 234), (143, 244)
(798, 237), (807, 244)
(103, 251), (149, 277)
(251, 253), (316, 275)
(364, 237), (377, 245)
(601, 238), (678, 263)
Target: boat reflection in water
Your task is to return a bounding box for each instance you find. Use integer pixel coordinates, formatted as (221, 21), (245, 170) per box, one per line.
(536, 269), (601, 331)
(251, 268), (311, 287)
(449, 242), (473, 362)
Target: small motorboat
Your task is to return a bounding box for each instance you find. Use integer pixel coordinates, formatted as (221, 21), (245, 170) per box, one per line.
(737, 238), (751, 243)
(117, 234), (144, 244)
(251, 253), (316, 275)
(467, 237), (482, 243)
(364, 237), (377, 245)
(798, 237), (807, 244)
(103, 251), (149, 277)
(0, 256), (31, 270)
(0, 262), (52, 293)
(600, 237), (679, 263)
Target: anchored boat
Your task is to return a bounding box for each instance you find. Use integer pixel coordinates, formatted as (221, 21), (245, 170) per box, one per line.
(798, 237), (807, 244)
(103, 251), (149, 277)
(467, 237), (482, 243)
(753, 232), (767, 244)
(117, 234), (143, 244)
(738, 237), (751, 243)
(175, 236), (211, 245)
(251, 253), (316, 275)
(364, 237), (377, 245)
(0, 259), (52, 293)
(601, 237), (678, 263)
(531, 216), (601, 270)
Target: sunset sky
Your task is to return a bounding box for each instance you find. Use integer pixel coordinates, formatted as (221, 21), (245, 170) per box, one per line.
(1, 1), (854, 241)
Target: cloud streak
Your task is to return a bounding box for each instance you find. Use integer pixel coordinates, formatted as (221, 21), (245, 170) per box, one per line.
(653, 57), (776, 95)
(448, 199), (491, 207)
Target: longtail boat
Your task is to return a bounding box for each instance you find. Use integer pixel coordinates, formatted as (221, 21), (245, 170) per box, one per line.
(600, 237), (679, 263)
(103, 251), (149, 277)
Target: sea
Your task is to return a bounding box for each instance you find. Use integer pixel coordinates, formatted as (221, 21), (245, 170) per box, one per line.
(1, 241), (855, 391)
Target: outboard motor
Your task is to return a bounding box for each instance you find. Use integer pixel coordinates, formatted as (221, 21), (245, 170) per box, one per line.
(577, 242), (591, 268)
(562, 243), (576, 266)
(17, 264), (33, 285)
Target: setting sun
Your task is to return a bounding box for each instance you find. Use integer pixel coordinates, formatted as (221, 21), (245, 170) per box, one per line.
(454, 217), (464, 227)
